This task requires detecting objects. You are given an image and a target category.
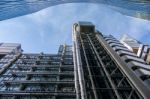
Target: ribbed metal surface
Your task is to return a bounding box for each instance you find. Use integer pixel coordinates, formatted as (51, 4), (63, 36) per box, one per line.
(102, 35), (150, 98)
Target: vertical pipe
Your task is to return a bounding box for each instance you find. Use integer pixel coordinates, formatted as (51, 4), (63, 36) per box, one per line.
(72, 24), (87, 99)
(73, 42), (80, 99)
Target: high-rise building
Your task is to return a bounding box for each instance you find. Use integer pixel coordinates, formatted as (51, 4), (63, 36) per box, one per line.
(120, 34), (150, 64)
(0, 0), (150, 21)
(0, 22), (150, 99)
(73, 22), (150, 99)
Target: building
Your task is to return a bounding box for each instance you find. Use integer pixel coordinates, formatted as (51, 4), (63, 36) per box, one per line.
(120, 34), (150, 64)
(0, 45), (75, 99)
(0, 22), (150, 99)
(73, 22), (150, 99)
(0, 43), (22, 59)
(0, 0), (150, 21)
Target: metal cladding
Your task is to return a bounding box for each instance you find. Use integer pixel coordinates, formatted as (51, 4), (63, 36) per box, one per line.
(0, 22), (150, 99)
(120, 34), (150, 64)
(73, 22), (150, 99)
(104, 35), (150, 87)
(0, 0), (150, 21)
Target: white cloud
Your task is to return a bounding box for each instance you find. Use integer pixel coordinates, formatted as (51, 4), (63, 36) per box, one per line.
(0, 3), (150, 53)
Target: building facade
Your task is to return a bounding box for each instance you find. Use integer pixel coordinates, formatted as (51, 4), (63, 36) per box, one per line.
(0, 22), (150, 99)
(120, 34), (150, 64)
(73, 22), (150, 99)
(0, 45), (75, 99)
(0, 0), (150, 21)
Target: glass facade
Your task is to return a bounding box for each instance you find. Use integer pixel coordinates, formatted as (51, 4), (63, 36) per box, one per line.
(0, 0), (150, 21)
(0, 45), (75, 99)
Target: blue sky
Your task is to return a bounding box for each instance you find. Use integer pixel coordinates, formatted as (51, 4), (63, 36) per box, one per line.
(0, 3), (150, 53)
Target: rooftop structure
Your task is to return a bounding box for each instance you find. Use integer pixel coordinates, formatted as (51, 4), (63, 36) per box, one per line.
(0, 43), (22, 59)
(120, 34), (150, 64)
